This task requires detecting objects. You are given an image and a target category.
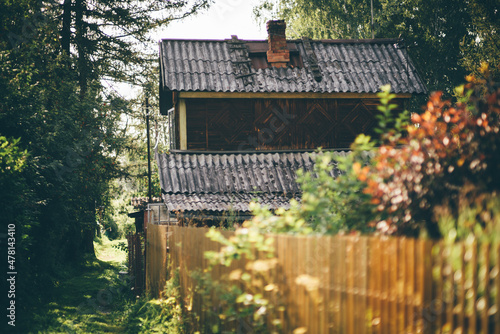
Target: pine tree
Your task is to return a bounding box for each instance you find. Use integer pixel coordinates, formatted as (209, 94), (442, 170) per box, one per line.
(0, 0), (211, 312)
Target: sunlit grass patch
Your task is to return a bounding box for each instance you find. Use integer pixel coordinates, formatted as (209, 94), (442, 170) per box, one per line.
(95, 235), (127, 265)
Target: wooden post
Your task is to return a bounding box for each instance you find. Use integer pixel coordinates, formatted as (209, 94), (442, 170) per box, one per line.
(146, 98), (152, 203)
(179, 99), (187, 150)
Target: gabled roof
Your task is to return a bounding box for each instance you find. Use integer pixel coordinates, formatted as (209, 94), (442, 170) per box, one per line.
(159, 38), (427, 96)
(156, 150), (348, 212)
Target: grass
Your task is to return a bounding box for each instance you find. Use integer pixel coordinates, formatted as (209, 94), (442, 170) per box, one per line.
(19, 236), (135, 334)
(95, 236), (128, 265)
(17, 235), (187, 334)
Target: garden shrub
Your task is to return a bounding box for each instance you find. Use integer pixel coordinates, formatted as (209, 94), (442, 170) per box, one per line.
(360, 66), (500, 237)
(436, 188), (500, 243)
(125, 269), (188, 333)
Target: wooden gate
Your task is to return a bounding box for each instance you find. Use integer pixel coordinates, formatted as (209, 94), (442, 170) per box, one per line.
(126, 233), (145, 295)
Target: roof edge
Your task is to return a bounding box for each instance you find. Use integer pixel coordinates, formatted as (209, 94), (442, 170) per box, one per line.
(159, 38), (400, 44)
(175, 91), (414, 99)
(166, 148), (351, 154)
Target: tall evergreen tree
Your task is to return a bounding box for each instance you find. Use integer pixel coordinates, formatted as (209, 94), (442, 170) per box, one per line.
(0, 0), (211, 317)
(58, 0), (212, 94)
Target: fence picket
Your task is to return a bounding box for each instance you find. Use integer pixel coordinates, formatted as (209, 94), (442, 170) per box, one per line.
(496, 244), (500, 334)
(422, 240), (433, 334)
(347, 237), (355, 334)
(373, 237), (382, 334)
(482, 243), (491, 334)
(471, 240), (478, 334)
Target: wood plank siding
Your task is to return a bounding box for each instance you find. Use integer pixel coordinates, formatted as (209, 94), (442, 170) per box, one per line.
(181, 98), (407, 151)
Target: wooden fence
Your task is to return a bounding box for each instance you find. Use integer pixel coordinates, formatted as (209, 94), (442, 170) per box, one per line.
(126, 233), (145, 294)
(150, 226), (500, 333)
(145, 222), (170, 297)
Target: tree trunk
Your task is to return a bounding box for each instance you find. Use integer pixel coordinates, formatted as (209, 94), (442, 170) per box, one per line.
(81, 223), (96, 257)
(75, 0), (87, 97)
(61, 0), (72, 55)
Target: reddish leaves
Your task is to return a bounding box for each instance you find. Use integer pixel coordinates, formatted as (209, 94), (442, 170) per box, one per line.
(358, 76), (500, 236)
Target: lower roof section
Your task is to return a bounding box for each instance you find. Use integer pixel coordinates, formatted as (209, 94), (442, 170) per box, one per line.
(162, 192), (300, 212)
(156, 150), (347, 194)
(156, 150), (354, 214)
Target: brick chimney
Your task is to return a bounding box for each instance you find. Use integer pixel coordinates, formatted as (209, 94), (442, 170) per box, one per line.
(266, 20), (289, 68)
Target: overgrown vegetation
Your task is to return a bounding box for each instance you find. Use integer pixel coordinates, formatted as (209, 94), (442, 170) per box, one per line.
(124, 270), (188, 333)
(0, 0), (210, 328)
(16, 236), (187, 333)
(361, 67), (500, 239)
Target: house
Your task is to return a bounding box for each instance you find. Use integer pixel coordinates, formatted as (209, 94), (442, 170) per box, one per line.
(154, 20), (426, 225)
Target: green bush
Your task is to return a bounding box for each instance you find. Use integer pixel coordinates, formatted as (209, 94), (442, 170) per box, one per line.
(124, 270), (187, 333)
(361, 69), (500, 237)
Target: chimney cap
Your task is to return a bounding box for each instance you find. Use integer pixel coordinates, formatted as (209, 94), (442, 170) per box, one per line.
(266, 20), (286, 31)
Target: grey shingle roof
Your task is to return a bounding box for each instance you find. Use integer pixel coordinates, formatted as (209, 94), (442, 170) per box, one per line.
(162, 193), (299, 212)
(159, 38), (427, 95)
(156, 150), (347, 212)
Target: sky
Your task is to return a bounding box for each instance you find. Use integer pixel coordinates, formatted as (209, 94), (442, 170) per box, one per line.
(155, 0), (267, 40)
(110, 1), (268, 99)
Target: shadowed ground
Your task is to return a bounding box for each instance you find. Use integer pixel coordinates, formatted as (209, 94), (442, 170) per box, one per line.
(19, 237), (133, 333)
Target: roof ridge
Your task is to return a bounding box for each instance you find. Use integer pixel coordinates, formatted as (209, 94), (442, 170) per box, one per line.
(166, 149), (351, 154)
(159, 38), (400, 43)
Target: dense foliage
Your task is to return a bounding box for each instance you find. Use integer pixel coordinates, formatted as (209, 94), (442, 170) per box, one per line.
(255, 0), (499, 94)
(1, 12), (124, 316)
(0, 0), (209, 321)
(361, 68), (500, 238)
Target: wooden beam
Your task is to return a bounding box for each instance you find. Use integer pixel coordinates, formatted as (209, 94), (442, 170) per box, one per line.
(178, 99), (187, 150)
(178, 91), (412, 99)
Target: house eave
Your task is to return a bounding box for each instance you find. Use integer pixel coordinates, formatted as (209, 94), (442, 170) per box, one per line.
(177, 91), (413, 99)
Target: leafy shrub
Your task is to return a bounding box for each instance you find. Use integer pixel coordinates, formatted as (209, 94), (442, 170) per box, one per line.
(124, 270), (187, 333)
(436, 189), (500, 243)
(276, 137), (377, 235)
(361, 67), (500, 237)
